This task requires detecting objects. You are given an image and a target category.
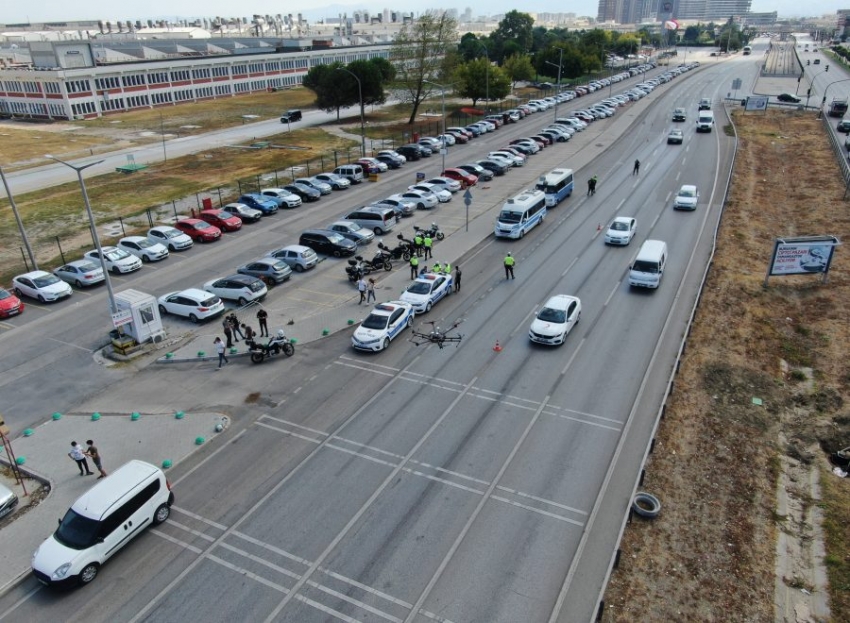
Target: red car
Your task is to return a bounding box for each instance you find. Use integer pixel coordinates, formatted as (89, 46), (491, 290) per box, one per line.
(529, 134), (553, 146)
(0, 288), (24, 318)
(442, 168), (478, 187)
(356, 159), (383, 175)
(175, 218), (222, 242)
(198, 209), (242, 232)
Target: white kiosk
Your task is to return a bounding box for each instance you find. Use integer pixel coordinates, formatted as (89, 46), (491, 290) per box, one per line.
(113, 289), (165, 347)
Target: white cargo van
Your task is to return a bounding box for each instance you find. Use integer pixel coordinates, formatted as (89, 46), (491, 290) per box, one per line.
(629, 240), (668, 289)
(696, 110), (714, 132)
(32, 460), (174, 587)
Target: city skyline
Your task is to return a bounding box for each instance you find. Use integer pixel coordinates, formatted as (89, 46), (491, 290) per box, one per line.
(1, 0), (843, 26)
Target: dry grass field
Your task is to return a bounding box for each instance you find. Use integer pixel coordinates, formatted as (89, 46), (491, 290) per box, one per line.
(604, 110), (850, 622)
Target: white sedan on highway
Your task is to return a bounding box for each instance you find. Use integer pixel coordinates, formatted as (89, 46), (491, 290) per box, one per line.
(529, 295), (581, 346)
(604, 217), (637, 246)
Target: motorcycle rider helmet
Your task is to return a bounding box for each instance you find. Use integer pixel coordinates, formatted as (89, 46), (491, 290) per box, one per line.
(277, 329), (285, 339)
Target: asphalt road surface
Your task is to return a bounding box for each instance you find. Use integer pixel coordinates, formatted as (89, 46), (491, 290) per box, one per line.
(1, 53), (752, 622)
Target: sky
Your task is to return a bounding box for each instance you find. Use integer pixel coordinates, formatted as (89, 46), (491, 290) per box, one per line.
(2, 1), (845, 26)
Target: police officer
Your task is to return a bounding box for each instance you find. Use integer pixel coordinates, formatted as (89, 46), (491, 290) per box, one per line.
(413, 232), (424, 257)
(432, 261), (442, 274)
(443, 261), (452, 278)
(409, 254), (419, 279)
(504, 252), (515, 279)
(423, 233), (433, 259)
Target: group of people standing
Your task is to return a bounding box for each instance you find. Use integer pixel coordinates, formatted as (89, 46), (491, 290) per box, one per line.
(68, 440), (107, 478)
(411, 232), (435, 259)
(213, 307), (270, 370)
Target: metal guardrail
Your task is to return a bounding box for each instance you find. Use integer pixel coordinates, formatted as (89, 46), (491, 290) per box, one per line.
(821, 113), (850, 191)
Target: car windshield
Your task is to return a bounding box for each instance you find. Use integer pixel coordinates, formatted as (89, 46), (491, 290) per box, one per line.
(611, 221), (629, 231)
(499, 210), (523, 224)
(537, 307), (566, 323)
(361, 313), (389, 330)
(136, 239), (154, 248)
(192, 222), (208, 230)
(406, 281), (433, 295)
(163, 229), (181, 239)
(0, 289), (11, 300)
(679, 189), (696, 198)
(105, 249), (130, 260)
(633, 260), (658, 273)
(54, 508), (101, 550)
(33, 274), (61, 287)
(327, 233), (346, 244)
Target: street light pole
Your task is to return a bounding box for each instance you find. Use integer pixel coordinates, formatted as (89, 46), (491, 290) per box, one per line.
(46, 156), (118, 315)
(423, 80), (447, 174)
(478, 42), (489, 112)
(0, 166), (38, 271)
(545, 48), (564, 121)
(336, 67), (366, 157)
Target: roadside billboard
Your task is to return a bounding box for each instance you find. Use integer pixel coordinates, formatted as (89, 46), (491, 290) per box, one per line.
(764, 235), (839, 285)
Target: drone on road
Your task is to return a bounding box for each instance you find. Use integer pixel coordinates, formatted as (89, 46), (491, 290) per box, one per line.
(410, 321), (464, 349)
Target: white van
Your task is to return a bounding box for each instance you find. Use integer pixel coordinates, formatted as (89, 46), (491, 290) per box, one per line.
(696, 110), (714, 132)
(32, 460), (174, 587)
(333, 164), (365, 184)
(494, 189), (547, 239)
(629, 240), (668, 289)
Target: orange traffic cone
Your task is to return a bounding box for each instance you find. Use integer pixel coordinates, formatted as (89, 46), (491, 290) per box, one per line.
(493, 340), (502, 352)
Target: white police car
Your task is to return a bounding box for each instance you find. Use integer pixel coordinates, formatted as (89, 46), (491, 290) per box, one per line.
(399, 272), (453, 313)
(351, 301), (415, 351)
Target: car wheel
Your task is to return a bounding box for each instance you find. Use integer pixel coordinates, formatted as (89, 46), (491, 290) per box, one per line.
(382, 337), (390, 351)
(263, 277), (274, 287)
(294, 264), (304, 272)
(112, 266), (121, 275)
(37, 294), (46, 303)
(168, 244), (177, 252)
(418, 202), (425, 210)
(333, 250), (342, 258)
(153, 503), (170, 525)
(238, 297), (249, 306)
(407, 315), (414, 327)
(519, 229), (525, 239)
(75, 279), (84, 288)
(14, 287), (23, 297)
(425, 301), (432, 312)
(158, 304), (167, 315)
(576, 312), (581, 324)
(78, 562), (99, 585)
(189, 313), (199, 323)
(141, 255), (150, 263)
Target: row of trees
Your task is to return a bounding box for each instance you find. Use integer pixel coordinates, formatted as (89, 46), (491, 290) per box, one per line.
(303, 11), (751, 125)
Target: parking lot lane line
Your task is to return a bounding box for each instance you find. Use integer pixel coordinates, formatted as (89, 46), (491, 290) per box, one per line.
(171, 507), (227, 531)
(489, 495), (584, 526)
(510, 306), (537, 337)
(218, 541), (302, 581)
(45, 336), (95, 353)
(257, 420), (326, 444)
(150, 529), (204, 554)
(170, 429), (247, 487)
(560, 337), (586, 376)
(0, 321), (17, 330)
(18, 302), (50, 312)
(495, 486), (588, 516)
(163, 519), (217, 542)
(207, 554), (288, 594)
(261, 414), (329, 438)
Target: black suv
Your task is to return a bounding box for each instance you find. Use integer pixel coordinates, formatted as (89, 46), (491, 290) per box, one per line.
(396, 144), (423, 161)
(299, 229), (357, 257)
(280, 109), (303, 123)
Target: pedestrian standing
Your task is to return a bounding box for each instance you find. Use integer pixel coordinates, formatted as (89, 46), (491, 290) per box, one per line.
(587, 177), (594, 196)
(243, 324), (255, 344)
(256, 308), (269, 337)
(454, 265), (462, 292)
(633, 159), (640, 175)
(410, 255), (419, 279)
(85, 440), (108, 479)
(229, 313), (244, 342)
(222, 318), (233, 348)
(423, 234), (433, 259)
(357, 277), (367, 304)
(367, 278), (376, 303)
(68, 441), (93, 476)
(214, 336), (228, 369)
(504, 252), (516, 279)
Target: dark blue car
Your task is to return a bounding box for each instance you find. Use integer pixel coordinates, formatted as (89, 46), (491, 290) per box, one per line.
(238, 194), (279, 215)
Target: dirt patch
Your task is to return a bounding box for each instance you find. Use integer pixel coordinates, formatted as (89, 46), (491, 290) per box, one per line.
(603, 110), (850, 622)
(0, 465), (49, 528)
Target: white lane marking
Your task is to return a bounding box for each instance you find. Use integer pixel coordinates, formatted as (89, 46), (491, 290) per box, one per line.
(171, 506), (227, 531)
(560, 337), (585, 376)
(489, 496), (584, 526)
(604, 281), (620, 307)
(45, 337), (93, 352)
(495, 486), (588, 516)
(262, 377), (480, 622)
(402, 396), (553, 623)
(511, 306), (537, 337)
(0, 584), (43, 622)
(561, 255), (580, 276)
(171, 429), (247, 487)
(150, 529), (203, 554)
(165, 519), (217, 542)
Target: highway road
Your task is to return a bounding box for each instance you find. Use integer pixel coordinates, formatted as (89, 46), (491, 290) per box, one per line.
(0, 52), (752, 622)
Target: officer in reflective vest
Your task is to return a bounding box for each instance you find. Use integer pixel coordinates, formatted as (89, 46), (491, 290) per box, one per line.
(423, 234), (433, 259)
(432, 261), (442, 274)
(443, 261), (451, 278)
(504, 252), (515, 279)
(414, 233), (424, 257)
(409, 254), (419, 279)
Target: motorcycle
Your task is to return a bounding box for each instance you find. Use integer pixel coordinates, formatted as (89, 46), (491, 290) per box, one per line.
(377, 240), (411, 262)
(413, 222), (445, 241)
(246, 331), (294, 363)
(364, 248), (393, 272)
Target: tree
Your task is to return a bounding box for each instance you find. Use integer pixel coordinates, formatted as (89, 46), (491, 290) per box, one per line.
(458, 32), (484, 62)
(683, 25), (701, 43)
(391, 11), (459, 124)
(453, 58), (510, 107)
(502, 54), (535, 89)
(302, 62), (351, 119)
(491, 11), (535, 62)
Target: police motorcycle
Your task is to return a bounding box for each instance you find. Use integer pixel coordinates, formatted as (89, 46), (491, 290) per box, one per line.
(377, 234), (412, 261)
(246, 329), (294, 363)
(413, 222), (445, 241)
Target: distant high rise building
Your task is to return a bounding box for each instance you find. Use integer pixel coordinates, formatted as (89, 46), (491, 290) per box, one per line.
(598, 0), (751, 23)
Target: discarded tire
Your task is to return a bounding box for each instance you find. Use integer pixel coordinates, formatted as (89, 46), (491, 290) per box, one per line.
(632, 492), (661, 519)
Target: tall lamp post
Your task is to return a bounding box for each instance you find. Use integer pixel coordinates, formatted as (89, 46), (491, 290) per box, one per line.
(423, 80), (447, 174)
(0, 166), (38, 270)
(46, 155), (118, 316)
(545, 48), (564, 121)
(478, 42), (489, 112)
(336, 67), (366, 157)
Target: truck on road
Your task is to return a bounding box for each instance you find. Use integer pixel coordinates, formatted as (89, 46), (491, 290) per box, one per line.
(829, 98), (848, 118)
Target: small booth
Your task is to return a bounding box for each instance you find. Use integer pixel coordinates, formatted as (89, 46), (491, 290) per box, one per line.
(111, 289), (164, 353)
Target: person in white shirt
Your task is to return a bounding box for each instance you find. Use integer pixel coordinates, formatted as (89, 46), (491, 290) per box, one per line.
(68, 441), (93, 476)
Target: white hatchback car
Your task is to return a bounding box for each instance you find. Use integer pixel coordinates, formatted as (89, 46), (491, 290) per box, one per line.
(604, 217), (637, 246)
(158, 288), (225, 323)
(673, 185), (699, 210)
(147, 226), (194, 252)
(118, 236), (169, 262)
(351, 301), (415, 352)
(85, 247), (142, 274)
(12, 270), (73, 302)
(529, 295), (581, 346)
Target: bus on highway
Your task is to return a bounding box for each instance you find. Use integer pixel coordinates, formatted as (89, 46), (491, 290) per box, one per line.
(536, 168), (575, 207)
(494, 189), (547, 239)
(743, 45), (752, 55)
